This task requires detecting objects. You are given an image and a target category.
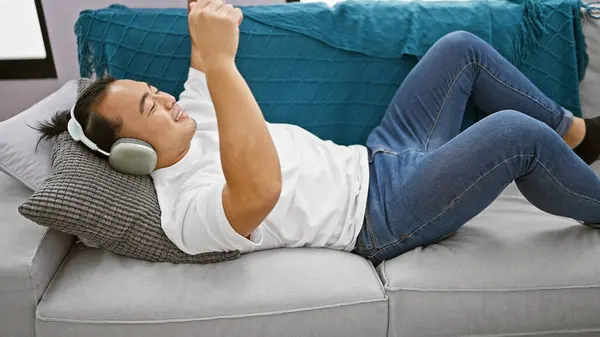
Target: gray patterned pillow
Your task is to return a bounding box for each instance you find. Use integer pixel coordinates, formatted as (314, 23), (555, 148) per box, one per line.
(18, 132), (240, 264)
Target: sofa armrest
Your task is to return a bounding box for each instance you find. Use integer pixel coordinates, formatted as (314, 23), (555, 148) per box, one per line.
(0, 172), (76, 337)
(581, 3), (600, 119)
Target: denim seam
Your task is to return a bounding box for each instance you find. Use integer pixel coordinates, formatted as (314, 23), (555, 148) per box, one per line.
(369, 154), (600, 260)
(531, 158), (600, 205)
(425, 60), (565, 151)
(364, 209), (379, 250)
(476, 62), (562, 120)
(356, 235), (366, 251)
(368, 148), (423, 163)
(425, 61), (477, 151)
(377, 148), (423, 157)
(378, 149), (400, 155)
(555, 109), (574, 137)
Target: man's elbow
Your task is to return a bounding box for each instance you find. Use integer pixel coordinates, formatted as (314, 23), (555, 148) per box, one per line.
(260, 178), (282, 209)
(226, 179), (281, 238)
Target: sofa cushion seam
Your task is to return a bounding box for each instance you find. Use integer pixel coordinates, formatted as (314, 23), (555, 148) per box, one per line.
(29, 227), (53, 306)
(35, 244), (77, 317)
(384, 284), (600, 292)
(0, 161), (36, 191)
(379, 261), (391, 289)
(35, 298), (388, 324)
(366, 258), (387, 295)
(467, 327), (600, 336)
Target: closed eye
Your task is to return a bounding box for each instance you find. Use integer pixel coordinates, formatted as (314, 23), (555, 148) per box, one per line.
(149, 88), (161, 115)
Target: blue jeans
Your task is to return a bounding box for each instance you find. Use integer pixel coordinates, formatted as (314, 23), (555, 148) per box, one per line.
(353, 31), (600, 264)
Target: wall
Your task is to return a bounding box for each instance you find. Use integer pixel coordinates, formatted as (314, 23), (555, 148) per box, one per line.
(0, 0), (284, 121)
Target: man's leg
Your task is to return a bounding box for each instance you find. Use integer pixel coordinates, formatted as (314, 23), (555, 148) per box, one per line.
(362, 111), (600, 263)
(367, 31), (580, 155)
(355, 30), (598, 263)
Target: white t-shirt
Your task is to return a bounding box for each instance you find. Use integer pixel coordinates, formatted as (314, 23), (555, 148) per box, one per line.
(151, 68), (370, 254)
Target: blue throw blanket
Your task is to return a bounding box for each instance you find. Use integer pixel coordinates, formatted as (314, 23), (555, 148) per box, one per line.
(76, 0), (589, 146)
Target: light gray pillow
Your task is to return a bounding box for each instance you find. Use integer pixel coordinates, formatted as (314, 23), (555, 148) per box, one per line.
(18, 133), (240, 264)
(0, 79), (89, 190)
(0, 79), (101, 247)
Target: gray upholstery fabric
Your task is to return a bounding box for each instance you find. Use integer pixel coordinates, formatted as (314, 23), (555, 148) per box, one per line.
(36, 247), (388, 337)
(0, 172), (75, 337)
(18, 133), (239, 264)
(381, 182), (600, 337)
(580, 10), (600, 118)
(0, 80), (81, 191)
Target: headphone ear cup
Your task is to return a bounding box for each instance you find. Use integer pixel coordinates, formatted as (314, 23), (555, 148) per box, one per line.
(108, 138), (157, 176)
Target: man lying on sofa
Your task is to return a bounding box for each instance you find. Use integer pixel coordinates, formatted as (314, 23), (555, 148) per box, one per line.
(37, 0), (600, 264)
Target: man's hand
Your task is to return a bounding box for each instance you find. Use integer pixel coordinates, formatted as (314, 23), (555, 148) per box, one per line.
(188, 0), (243, 72)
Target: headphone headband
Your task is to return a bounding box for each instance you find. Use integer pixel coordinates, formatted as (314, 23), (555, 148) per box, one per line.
(67, 104), (110, 157)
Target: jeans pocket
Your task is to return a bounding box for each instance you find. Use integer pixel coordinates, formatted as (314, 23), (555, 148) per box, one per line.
(369, 148), (400, 163)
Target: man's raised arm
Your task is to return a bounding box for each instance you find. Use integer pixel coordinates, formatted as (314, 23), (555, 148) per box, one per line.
(188, 0), (282, 238)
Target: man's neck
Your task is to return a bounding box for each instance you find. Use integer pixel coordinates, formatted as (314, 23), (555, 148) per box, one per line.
(156, 144), (191, 170)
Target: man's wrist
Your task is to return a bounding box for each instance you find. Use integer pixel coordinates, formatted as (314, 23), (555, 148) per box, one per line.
(204, 58), (237, 75)
(191, 50), (205, 72)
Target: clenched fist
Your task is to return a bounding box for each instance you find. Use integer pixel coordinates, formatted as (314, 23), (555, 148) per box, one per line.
(188, 0), (243, 72)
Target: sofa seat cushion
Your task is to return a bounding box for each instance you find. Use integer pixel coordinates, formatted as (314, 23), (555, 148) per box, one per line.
(381, 182), (600, 337)
(36, 247), (388, 337)
(0, 172), (75, 337)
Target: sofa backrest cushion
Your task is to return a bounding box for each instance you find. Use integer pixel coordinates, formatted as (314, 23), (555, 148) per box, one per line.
(75, 3), (589, 146)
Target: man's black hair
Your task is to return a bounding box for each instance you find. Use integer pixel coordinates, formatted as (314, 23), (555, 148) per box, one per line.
(35, 76), (123, 156)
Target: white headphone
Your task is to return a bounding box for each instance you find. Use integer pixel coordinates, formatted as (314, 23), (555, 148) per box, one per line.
(67, 105), (158, 175)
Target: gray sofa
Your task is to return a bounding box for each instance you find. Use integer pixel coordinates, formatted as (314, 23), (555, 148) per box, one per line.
(2, 15), (600, 337)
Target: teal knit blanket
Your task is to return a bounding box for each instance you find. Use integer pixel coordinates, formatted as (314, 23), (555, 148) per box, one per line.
(76, 0), (589, 146)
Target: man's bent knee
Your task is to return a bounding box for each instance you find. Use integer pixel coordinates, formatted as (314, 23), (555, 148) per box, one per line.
(483, 110), (557, 145)
(435, 31), (481, 52)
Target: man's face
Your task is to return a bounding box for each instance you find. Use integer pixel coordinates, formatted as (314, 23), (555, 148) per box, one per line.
(95, 79), (197, 169)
